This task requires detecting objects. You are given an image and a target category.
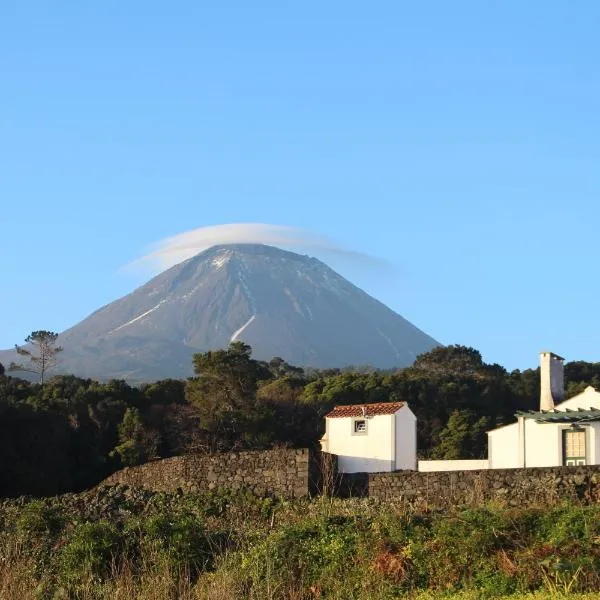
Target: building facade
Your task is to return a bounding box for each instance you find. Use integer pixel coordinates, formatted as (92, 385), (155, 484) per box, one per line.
(488, 353), (600, 469)
(320, 401), (417, 473)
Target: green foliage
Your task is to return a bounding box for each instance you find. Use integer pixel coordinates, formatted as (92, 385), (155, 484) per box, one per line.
(15, 500), (63, 540)
(266, 356), (304, 379)
(195, 487), (278, 520)
(136, 513), (225, 576)
(186, 342), (274, 451)
(413, 345), (487, 376)
(5, 341), (600, 497)
(419, 508), (514, 591)
(57, 520), (122, 588)
(0, 374), (182, 496)
(190, 341), (272, 399)
(536, 504), (600, 547)
(240, 515), (364, 594)
(110, 407), (158, 467)
(140, 378), (186, 404)
(431, 410), (490, 459)
(3, 491), (600, 597)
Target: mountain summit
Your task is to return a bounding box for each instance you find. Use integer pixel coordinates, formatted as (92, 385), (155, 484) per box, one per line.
(2, 244), (439, 380)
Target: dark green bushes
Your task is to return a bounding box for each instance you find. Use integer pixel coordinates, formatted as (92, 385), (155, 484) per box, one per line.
(2, 487), (600, 598)
(229, 503), (600, 598)
(239, 515), (365, 595)
(9, 344), (600, 499)
(57, 521), (122, 589)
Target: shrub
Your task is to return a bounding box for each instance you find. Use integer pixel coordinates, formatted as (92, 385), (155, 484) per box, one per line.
(536, 504), (600, 547)
(139, 513), (231, 577)
(56, 520), (122, 589)
(239, 515), (364, 597)
(15, 500), (62, 541)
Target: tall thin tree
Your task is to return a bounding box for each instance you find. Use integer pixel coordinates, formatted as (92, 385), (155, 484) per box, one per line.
(9, 330), (63, 385)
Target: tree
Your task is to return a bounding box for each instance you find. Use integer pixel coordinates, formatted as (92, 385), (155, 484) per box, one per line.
(9, 331), (63, 385)
(412, 345), (485, 377)
(267, 357), (305, 379)
(185, 342), (272, 451)
(110, 407), (159, 467)
(140, 378), (186, 405)
(431, 410), (490, 459)
(0, 362), (4, 377)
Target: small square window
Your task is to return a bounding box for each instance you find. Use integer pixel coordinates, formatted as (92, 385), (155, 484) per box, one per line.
(353, 419), (368, 435)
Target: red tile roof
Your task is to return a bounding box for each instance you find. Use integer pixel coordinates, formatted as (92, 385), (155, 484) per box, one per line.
(325, 402), (405, 418)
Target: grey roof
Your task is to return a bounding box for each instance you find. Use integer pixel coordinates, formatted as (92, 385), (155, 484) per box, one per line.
(540, 351), (565, 361)
(516, 408), (600, 424)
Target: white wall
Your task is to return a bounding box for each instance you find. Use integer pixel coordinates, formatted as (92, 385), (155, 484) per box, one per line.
(540, 352), (564, 410)
(489, 419), (600, 469)
(555, 386), (600, 411)
(486, 387), (600, 470)
(533, 387), (600, 467)
(523, 419), (562, 467)
(395, 406), (417, 470)
(552, 422), (600, 466)
(326, 413), (395, 473)
(418, 460), (489, 472)
(488, 423), (520, 469)
(592, 423), (600, 465)
(490, 419), (577, 469)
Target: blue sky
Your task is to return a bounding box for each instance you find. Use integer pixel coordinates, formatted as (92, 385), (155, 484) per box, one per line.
(2, 1), (599, 371)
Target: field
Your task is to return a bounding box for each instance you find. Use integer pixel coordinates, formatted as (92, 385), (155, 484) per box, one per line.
(2, 485), (600, 599)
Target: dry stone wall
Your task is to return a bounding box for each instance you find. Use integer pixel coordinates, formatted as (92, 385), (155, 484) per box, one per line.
(101, 448), (310, 499)
(369, 465), (600, 508)
(100, 449), (600, 507)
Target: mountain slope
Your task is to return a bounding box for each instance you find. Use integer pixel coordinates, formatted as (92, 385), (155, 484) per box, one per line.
(0, 244), (439, 381)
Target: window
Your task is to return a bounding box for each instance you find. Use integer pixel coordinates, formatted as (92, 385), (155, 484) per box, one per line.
(352, 418), (367, 435)
(563, 428), (586, 466)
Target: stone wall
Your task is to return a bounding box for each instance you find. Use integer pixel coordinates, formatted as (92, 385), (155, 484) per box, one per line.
(369, 465), (600, 508)
(99, 450), (600, 507)
(101, 448), (310, 499)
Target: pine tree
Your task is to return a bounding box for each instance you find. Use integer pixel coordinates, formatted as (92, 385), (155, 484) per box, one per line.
(9, 331), (63, 385)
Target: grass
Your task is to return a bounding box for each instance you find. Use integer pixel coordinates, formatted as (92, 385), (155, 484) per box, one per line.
(1, 487), (600, 598)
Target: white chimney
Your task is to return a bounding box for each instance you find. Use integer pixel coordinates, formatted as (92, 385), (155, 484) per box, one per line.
(540, 352), (564, 411)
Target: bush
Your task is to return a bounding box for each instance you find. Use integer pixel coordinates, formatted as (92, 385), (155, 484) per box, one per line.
(139, 513), (220, 576)
(3, 490), (600, 598)
(536, 503), (600, 547)
(15, 500), (63, 541)
(239, 515), (365, 597)
(56, 520), (122, 589)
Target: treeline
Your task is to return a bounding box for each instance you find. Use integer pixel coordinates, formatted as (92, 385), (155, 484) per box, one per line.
(2, 343), (600, 497)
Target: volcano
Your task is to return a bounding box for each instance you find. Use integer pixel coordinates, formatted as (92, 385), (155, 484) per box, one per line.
(0, 244), (438, 381)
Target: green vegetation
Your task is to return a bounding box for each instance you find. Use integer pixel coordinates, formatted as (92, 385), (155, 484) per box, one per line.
(9, 330), (63, 385)
(2, 487), (600, 598)
(3, 342), (600, 497)
(3, 342), (600, 597)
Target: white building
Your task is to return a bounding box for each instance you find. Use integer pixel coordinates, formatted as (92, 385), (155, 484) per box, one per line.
(320, 401), (417, 473)
(488, 352), (600, 469)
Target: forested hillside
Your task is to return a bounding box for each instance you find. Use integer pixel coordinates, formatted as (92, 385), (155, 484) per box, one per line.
(2, 343), (600, 498)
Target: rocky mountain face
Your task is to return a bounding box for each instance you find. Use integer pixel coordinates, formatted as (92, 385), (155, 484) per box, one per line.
(0, 244), (439, 381)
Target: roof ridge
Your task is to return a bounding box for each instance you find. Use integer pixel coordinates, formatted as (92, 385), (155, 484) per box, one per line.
(326, 401), (405, 418)
(333, 400), (404, 408)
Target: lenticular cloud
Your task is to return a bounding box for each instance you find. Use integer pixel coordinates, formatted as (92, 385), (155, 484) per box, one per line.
(125, 223), (386, 274)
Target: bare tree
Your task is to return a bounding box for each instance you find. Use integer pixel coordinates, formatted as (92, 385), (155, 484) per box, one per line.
(9, 330), (63, 385)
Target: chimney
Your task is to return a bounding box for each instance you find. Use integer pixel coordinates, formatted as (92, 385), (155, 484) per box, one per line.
(540, 352), (564, 411)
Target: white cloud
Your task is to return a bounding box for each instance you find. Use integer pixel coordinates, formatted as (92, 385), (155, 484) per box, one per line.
(124, 223), (388, 274)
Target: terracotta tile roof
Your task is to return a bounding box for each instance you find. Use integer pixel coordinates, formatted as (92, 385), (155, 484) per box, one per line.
(325, 402), (405, 418)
